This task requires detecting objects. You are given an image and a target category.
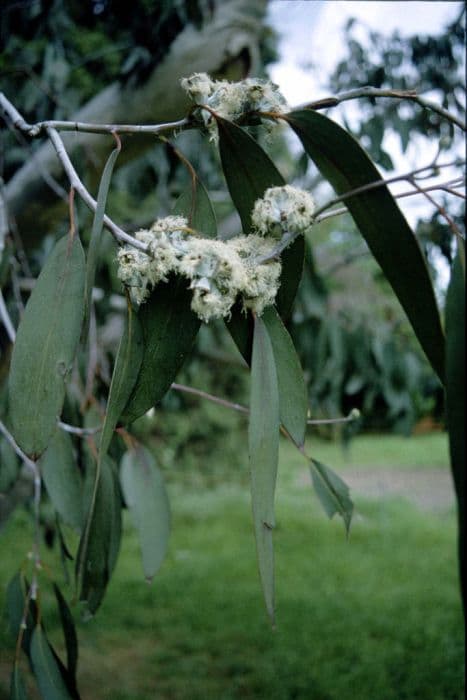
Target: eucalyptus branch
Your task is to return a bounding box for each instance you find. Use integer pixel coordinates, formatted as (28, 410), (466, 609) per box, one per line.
(170, 382), (360, 428)
(300, 86), (466, 131)
(312, 158), (465, 220)
(0, 289), (16, 342)
(57, 420), (101, 437)
(46, 127), (148, 252)
(316, 177), (466, 224)
(0, 92), (190, 137)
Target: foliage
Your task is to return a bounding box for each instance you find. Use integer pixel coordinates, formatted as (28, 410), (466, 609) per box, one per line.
(0, 5), (465, 698)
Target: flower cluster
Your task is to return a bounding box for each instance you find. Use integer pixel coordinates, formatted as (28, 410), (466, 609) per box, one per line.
(180, 73), (288, 141)
(252, 185), (316, 239)
(117, 217), (281, 322)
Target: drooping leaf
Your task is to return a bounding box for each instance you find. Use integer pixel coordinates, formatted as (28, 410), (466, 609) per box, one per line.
(53, 584), (78, 682)
(173, 176), (217, 237)
(217, 116), (304, 324)
(5, 572), (37, 656)
(445, 250), (465, 611)
(286, 109), (445, 383)
(122, 277), (200, 424)
(120, 445), (170, 581)
(10, 663), (29, 700)
(309, 459), (353, 534)
(75, 456), (121, 616)
(41, 430), (83, 531)
(262, 306), (308, 447)
(30, 626), (73, 700)
(217, 116), (284, 234)
(83, 141), (121, 334)
(8, 234), (85, 458)
(99, 302), (143, 461)
(249, 316), (280, 624)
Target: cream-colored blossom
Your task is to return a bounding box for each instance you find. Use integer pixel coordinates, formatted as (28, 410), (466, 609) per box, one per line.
(180, 73), (288, 141)
(252, 185), (315, 238)
(117, 221), (283, 321)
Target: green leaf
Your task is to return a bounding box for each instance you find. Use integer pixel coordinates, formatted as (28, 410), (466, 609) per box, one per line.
(309, 459), (353, 534)
(30, 626), (73, 700)
(173, 176), (217, 238)
(120, 445), (170, 581)
(286, 109), (445, 383)
(5, 572), (37, 656)
(53, 584), (78, 683)
(217, 117), (284, 234)
(75, 456), (121, 616)
(262, 307), (308, 447)
(99, 302), (143, 461)
(122, 277), (200, 424)
(8, 235), (85, 458)
(83, 141), (121, 334)
(10, 664), (29, 700)
(41, 430), (83, 531)
(217, 117), (304, 350)
(445, 250), (465, 611)
(249, 316), (280, 624)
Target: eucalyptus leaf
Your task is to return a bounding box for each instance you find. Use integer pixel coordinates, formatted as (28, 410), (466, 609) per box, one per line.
(120, 445), (170, 581)
(83, 141), (121, 334)
(445, 250), (465, 611)
(262, 306), (308, 448)
(8, 234), (85, 458)
(99, 302), (143, 461)
(122, 277), (200, 424)
(41, 430), (83, 531)
(53, 584), (78, 682)
(249, 316), (280, 624)
(173, 176), (217, 237)
(30, 626), (73, 700)
(220, 116), (304, 315)
(309, 459), (353, 534)
(286, 109), (445, 383)
(217, 116), (284, 234)
(6, 572), (37, 655)
(217, 117), (304, 351)
(75, 456), (121, 616)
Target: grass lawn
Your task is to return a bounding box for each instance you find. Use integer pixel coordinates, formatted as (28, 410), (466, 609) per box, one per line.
(0, 432), (464, 699)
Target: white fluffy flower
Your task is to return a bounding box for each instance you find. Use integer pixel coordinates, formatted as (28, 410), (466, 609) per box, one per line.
(252, 185), (315, 238)
(117, 219), (283, 321)
(180, 73), (288, 141)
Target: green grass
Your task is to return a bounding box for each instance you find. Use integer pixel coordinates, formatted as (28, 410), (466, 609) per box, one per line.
(0, 433), (464, 700)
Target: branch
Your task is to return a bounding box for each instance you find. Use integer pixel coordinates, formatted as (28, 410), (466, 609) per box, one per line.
(0, 289), (16, 342)
(316, 177), (466, 224)
(312, 158), (466, 220)
(46, 127), (148, 252)
(170, 382), (360, 427)
(300, 86), (466, 132)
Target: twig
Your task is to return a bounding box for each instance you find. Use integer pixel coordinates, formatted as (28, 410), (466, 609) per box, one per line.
(299, 86), (466, 132)
(170, 382), (360, 427)
(45, 127), (148, 252)
(57, 419), (101, 437)
(315, 177), (466, 224)
(0, 288), (16, 342)
(312, 159), (465, 220)
(171, 382), (249, 415)
(0, 93), (190, 137)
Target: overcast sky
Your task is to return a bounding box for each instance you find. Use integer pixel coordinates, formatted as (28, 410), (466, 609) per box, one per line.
(267, 1), (464, 105)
